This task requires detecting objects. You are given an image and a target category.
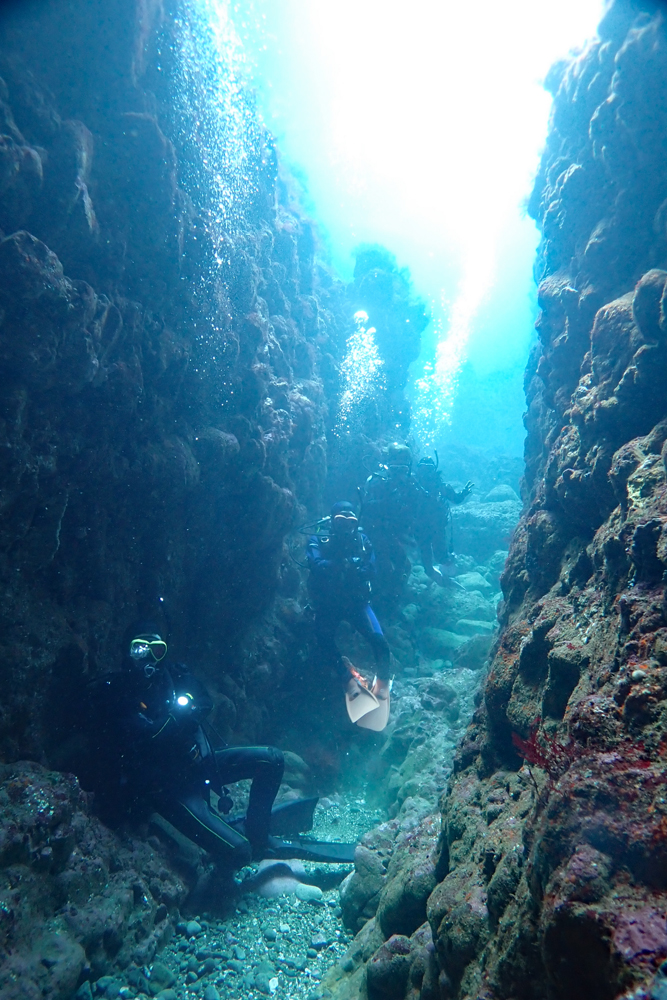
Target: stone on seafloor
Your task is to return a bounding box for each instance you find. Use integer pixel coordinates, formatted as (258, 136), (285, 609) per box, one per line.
(454, 618), (496, 636)
(203, 987), (221, 1000)
(483, 484), (520, 503)
(366, 935), (413, 1000)
(255, 972), (274, 994)
(186, 920), (202, 937)
(420, 628), (468, 658)
(453, 571), (492, 592)
(149, 962), (176, 991)
(296, 882), (324, 902)
(255, 858), (306, 897)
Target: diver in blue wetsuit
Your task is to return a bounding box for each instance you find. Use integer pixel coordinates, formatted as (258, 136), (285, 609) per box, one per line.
(307, 502), (391, 706)
(88, 621), (284, 869)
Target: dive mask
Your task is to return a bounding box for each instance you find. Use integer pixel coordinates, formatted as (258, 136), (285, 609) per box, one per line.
(387, 463), (410, 479)
(130, 637), (168, 662)
(333, 512), (358, 533)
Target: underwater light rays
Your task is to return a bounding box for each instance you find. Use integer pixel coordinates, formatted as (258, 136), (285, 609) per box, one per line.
(232, 0), (605, 450)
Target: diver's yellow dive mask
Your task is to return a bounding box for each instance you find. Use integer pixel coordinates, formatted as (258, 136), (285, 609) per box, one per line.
(333, 513), (358, 533)
(130, 637), (168, 662)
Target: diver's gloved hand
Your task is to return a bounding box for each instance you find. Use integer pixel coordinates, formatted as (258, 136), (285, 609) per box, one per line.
(461, 481), (474, 498)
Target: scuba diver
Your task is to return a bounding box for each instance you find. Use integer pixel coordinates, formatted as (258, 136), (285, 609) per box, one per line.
(414, 455), (473, 586)
(85, 621), (355, 867)
(361, 442), (424, 602)
(307, 502), (392, 730)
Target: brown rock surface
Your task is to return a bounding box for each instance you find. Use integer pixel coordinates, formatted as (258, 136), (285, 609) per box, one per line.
(325, 4), (667, 1000)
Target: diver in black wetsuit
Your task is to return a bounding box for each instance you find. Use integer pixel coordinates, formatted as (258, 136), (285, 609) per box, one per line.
(414, 456), (473, 585)
(361, 442), (423, 601)
(88, 621), (284, 869)
(307, 502), (391, 702)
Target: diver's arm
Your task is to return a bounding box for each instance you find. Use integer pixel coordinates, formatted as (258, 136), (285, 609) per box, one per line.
(306, 536), (333, 570)
(444, 481), (473, 504)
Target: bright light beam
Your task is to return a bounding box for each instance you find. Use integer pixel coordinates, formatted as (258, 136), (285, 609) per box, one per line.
(234, 0), (606, 445)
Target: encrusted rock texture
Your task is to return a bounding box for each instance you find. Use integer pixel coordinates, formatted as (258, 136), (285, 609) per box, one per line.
(0, 0), (425, 765)
(0, 0), (428, 993)
(0, 761), (188, 1000)
(327, 3), (667, 1000)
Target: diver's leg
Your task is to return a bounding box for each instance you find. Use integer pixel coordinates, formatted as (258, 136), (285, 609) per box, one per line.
(358, 604), (391, 681)
(159, 789), (252, 868)
(213, 746), (284, 853)
(314, 606), (347, 682)
(419, 537), (446, 585)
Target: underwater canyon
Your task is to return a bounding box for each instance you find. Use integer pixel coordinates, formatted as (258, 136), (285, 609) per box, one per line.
(1, 1), (667, 1000)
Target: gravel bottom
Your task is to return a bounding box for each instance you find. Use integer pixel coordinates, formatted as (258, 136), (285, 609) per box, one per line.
(86, 798), (383, 1000)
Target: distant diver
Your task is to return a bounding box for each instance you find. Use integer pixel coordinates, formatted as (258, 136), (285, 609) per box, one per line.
(84, 621), (355, 867)
(413, 454), (473, 585)
(361, 442), (420, 603)
(362, 442), (473, 593)
(307, 502), (392, 731)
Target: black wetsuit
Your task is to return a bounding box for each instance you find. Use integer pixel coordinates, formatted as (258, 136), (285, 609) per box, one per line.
(361, 472), (423, 599)
(88, 660), (284, 868)
(414, 473), (470, 573)
(307, 528), (390, 681)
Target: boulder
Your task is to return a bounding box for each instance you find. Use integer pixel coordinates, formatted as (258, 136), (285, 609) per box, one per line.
(482, 484), (520, 503)
(366, 935), (413, 1000)
(377, 851), (437, 939)
(419, 628), (468, 659)
(452, 500), (521, 562)
(340, 846), (386, 931)
(453, 572), (492, 593)
(453, 619), (496, 636)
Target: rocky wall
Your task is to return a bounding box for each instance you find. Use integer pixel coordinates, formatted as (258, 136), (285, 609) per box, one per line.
(325, 2), (667, 1000)
(0, 1), (434, 994)
(0, 0), (423, 765)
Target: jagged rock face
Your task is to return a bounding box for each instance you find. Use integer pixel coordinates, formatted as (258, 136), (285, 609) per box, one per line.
(0, 0), (399, 764)
(0, 762), (187, 1000)
(430, 3), (667, 999)
(0, 0), (433, 768)
(0, 2), (433, 993)
(325, 4), (667, 1000)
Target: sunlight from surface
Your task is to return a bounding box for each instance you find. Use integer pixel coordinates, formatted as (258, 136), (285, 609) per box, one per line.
(232, 0), (606, 450)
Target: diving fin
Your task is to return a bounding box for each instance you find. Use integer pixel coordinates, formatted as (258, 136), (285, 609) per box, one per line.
(356, 680), (391, 732)
(344, 661), (380, 724)
(263, 835), (356, 864)
(269, 796), (319, 836)
(228, 796), (319, 838)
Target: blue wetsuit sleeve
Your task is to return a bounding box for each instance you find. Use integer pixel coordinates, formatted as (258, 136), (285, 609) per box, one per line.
(307, 536), (333, 571)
